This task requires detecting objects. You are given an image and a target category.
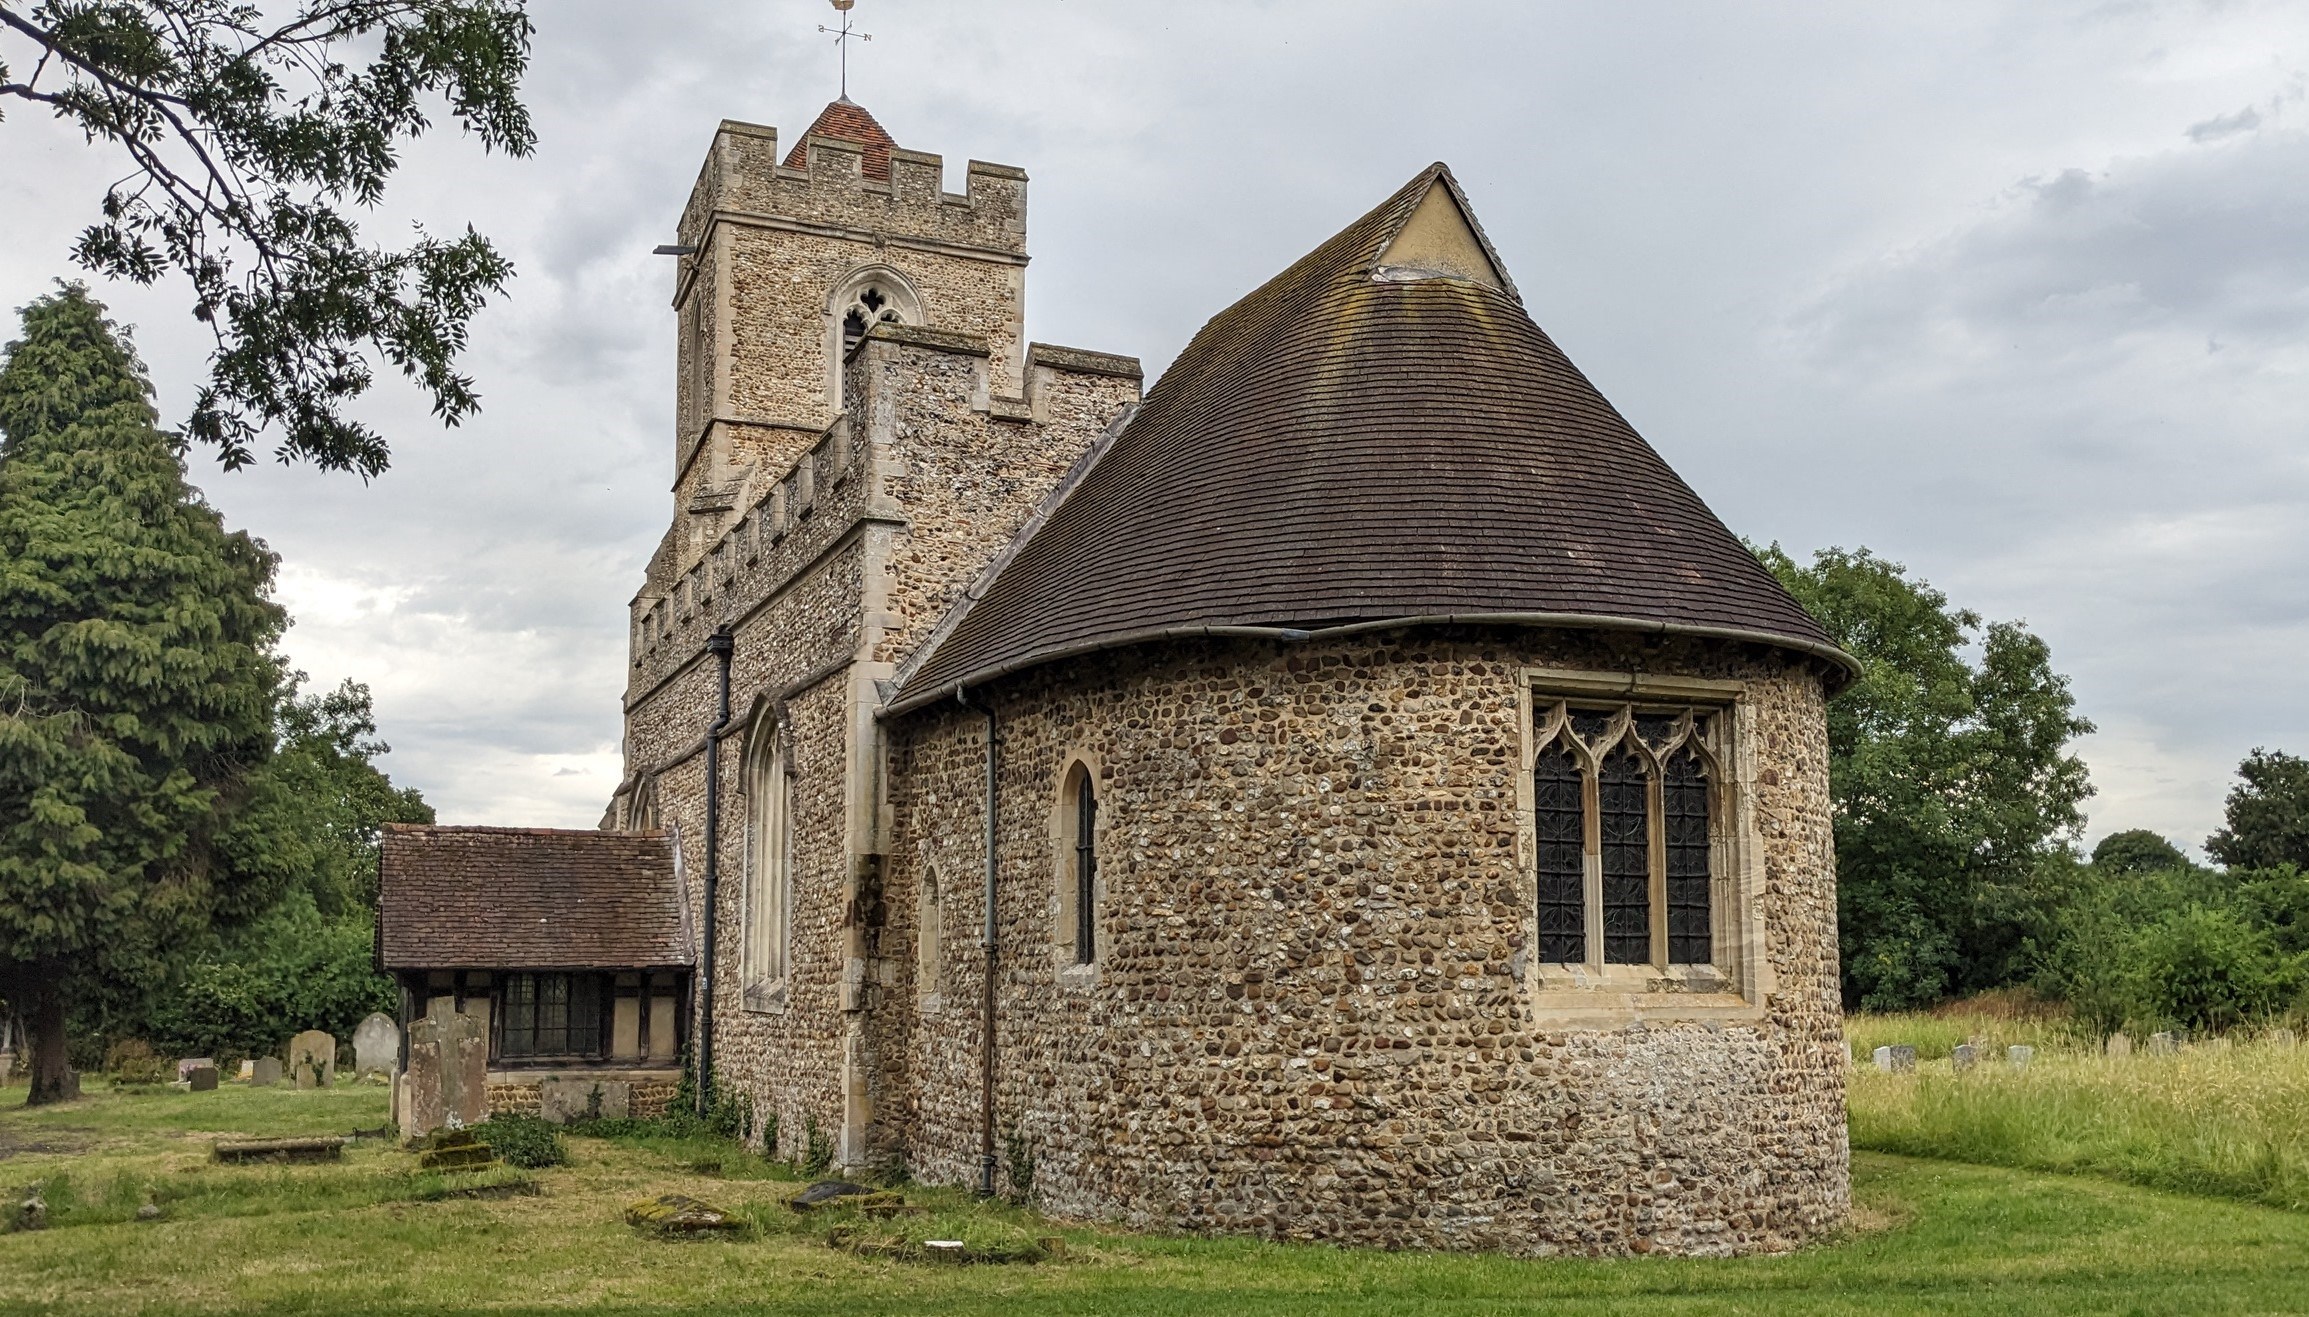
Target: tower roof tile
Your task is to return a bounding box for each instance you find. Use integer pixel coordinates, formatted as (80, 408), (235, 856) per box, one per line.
(783, 98), (897, 179)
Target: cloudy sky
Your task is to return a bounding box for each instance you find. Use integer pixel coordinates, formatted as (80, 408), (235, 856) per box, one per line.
(4, 1), (2304, 852)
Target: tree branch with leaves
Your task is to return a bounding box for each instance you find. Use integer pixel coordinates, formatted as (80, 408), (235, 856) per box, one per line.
(0, 1), (534, 476)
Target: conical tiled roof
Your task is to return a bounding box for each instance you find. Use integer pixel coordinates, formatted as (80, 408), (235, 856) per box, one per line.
(783, 98), (897, 179)
(891, 165), (1852, 712)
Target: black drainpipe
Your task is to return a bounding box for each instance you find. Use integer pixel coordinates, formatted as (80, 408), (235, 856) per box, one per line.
(958, 686), (999, 1196)
(696, 625), (736, 1117)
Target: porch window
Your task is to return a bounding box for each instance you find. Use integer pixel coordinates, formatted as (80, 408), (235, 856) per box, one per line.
(499, 972), (606, 1060)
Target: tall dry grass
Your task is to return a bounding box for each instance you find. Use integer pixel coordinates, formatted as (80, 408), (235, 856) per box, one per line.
(1847, 1023), (2309, 1211)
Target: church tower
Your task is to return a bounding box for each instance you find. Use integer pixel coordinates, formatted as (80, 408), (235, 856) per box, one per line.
(656, 99), (1029, 578)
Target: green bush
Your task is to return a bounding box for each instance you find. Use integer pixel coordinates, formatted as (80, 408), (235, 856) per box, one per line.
(475, 1114), (568, 1169)
(141, 891), (395, 1060)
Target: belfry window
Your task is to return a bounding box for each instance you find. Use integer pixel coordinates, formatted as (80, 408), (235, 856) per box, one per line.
(1528, 702), (1719, 968)
(840, 284), (903, 354)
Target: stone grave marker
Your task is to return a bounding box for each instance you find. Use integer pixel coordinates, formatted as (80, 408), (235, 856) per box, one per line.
(288, 1030), (336, 1088)
(237, 1060), (255, 1081)
(2007, 1045), (2034, 1070)
(2106, 1033), (2132, 1058)
(540, 1077), (630, 1124)
(250, 1056), (282, 1086)
(176, 1057), (215, 1082)
(2147, 1031), (2178, 1055)
(352, 1013), (399, 1081)
(1951, 1044), (1978, 1072)
(186, 1063), (218, 1092)
(1873, 1045), (1916, 1074)
(404, 997), (487, 1138)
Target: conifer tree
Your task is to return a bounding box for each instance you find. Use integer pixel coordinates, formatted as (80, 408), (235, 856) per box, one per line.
(0, 285), (287, 1104)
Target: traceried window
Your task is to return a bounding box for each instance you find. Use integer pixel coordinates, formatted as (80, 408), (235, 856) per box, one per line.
(742, 709), (793, 1001)
(840, 284), (904, 355)
(1529, 701), (1720, 968)
(500, 973), (605, 1060)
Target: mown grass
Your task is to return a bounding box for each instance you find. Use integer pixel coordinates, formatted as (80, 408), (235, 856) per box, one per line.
(6, 1080), (2309, 1314)
(1848, 1022), (2309, 1213)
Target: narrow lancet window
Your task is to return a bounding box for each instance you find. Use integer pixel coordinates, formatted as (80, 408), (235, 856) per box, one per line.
(1598, 746), (1652, 964)
(1663, 747), (1713, 964)
(1533, 742), (1585, 963)
(1074, 778), (1098, 965)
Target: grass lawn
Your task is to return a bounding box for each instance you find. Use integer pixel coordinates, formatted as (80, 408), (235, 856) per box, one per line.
(1849, 1024), (2309, 1213)
(5, 1082), (2309, 1314)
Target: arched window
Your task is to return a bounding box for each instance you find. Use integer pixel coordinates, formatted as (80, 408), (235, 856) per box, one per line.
(825, 267), (923, 409)
(742, 709), (792, 1000)
(917, 866), (942, 1001)
(1055, 760), (1100, 969)
(1528, 704), (1718, 968)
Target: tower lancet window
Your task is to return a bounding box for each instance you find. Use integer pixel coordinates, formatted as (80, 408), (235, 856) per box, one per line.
(1529, 701), (1719, 969)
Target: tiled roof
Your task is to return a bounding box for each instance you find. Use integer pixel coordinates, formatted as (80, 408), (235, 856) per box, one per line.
(377, 825), (689, 971)
(782, 97), (896, 179)
(891, 164), (1853, 710)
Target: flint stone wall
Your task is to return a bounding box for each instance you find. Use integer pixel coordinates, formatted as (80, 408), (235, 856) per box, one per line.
(880, 629), (1848, 1256)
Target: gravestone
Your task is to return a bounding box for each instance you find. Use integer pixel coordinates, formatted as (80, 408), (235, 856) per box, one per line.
(250, 1056), (282, 1086)
(1951, 1044), (1978, 1072)
(352, 1013), (399, 1081)
(186, 1063), (218, 1092)
(2106, 1033), (2132, 1058)
(539, 1077), (630, 1124)
(288, 1030), (336, 1088)
(2007, 1045), (2034, 1070)
(2147, 1031), (2178, 1055)
(237, 1060), (255, 1081)
(176, 1057), (215, 1082)
(404, 997), (487, 1138)
(1872, 1045), (1915, 1074)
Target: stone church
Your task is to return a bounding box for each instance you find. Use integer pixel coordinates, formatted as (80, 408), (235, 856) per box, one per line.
(392, 97), (1858, 1256)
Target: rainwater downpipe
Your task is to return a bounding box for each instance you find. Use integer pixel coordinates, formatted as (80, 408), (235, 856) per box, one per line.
(958, 685), (1000, 1197)
(696, 626), (736, 1117)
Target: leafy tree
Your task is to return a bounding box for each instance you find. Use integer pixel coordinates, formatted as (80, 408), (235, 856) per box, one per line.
(0, 284), (290, 1103)
(2092, 829), (2190, 876)
(1757, 545), (2095, 1010)
(268, 675), (432, 913)
(143, 888), (396, 1061)
(2206, 749), (2309, 871)
(0, 2), (535, 475)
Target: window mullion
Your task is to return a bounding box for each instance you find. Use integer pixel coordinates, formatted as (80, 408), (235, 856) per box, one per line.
(1581, 755), (1603, 970)
(1648, 763), (1668, 969)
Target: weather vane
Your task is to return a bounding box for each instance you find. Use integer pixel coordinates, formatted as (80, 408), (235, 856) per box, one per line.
(818, 0), (872, 101)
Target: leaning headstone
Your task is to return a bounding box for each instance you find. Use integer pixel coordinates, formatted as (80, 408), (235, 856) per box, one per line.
(250, 1056), (282, 1087)
(540, 1077), (630, 1125)
(1951, 1044), (1978, 1072)
(2007, 1045), (2034, 1070)
(288, 1030), (336, 1088)
(176, 1057), (215, 1082)
(2148, 1031), (2178, 1055)
(187, 1063), (218, 1092)
(352, 1013), (399, 1081)
(2106, 1033), (2132, 1058)
(404, 997), (487, 1138)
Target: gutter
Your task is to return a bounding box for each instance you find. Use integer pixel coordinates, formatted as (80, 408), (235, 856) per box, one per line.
(882, 612), (1863, 719)
(957, 685), (1000, 1197)
(696, 625), (736, 1116)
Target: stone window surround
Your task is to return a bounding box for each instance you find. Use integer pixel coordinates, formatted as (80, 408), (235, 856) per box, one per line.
(1513, 667), (1773, 1028)
(739, 706), (795, 1014)
(1049, 750), (1104, 988)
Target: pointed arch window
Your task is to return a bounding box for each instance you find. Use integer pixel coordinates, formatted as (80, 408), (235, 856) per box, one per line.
(1527, 702), (1720, 969)
(742, 709), (793, 1004)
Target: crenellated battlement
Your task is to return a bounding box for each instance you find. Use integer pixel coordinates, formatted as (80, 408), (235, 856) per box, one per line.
(675, 118), (1027, 269)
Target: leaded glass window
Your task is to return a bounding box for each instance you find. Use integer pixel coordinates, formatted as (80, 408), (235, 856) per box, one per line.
(500, 973), (605, 1060)
(1529, 702), (1718, 969)
(1533, 743), (1585, 963)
